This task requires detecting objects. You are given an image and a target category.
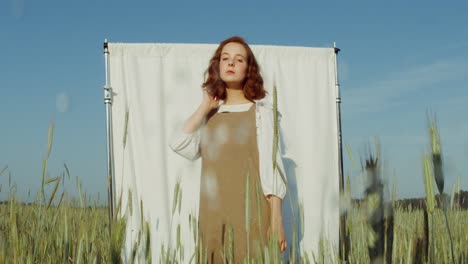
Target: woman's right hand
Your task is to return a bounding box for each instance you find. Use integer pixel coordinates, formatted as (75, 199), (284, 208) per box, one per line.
(201, 87), (220, 112)
(181, 88), (219, 134)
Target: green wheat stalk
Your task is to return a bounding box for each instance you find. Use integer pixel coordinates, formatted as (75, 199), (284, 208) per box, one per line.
(392, 170), (398, 204)
(47, 177), (61, 209)
(450, 184), (456, 209)
(172, 178), (181, 216)
(255, 180), (264, 248)
(76, 176), (84, 208)
(140, 199), (144, 231)
(228, 224), (234, 263)
(423, 155), (436, 214)
(423, 154), (435, 263)
(346, 143), (359, 172)
(0, 165), (7, 177)
(245, 169), (251, 263)
(123, 109), (129, 149)
(41, 121), (55, 204)
(178, 186), (182, 215)
(428, 114), (455, 264)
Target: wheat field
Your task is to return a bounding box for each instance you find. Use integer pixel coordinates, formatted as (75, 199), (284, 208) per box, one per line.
(1, 115), (467, 263)
(0, 190), (466, 263)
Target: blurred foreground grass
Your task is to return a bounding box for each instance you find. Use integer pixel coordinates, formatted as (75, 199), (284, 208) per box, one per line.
(1, 114), (467, 263)
(346, 205), (467, 263)
(0, 197), (466, 263)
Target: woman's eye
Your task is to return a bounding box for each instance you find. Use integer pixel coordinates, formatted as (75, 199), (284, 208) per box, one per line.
(222, 58), (228, 61)
(237, 59), (243, 63)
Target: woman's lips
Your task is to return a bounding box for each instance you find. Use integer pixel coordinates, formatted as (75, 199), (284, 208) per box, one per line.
(226, 70), (235, 74)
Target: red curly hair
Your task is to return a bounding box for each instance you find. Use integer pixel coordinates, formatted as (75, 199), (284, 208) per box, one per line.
(202, 36), (266, 101)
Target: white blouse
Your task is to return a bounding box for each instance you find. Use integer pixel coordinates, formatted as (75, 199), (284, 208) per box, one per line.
(218, 101), (254, 112)
(169, 99), (287, 200)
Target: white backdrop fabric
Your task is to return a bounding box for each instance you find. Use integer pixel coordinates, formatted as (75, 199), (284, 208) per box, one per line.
(108, 43), (340, 263)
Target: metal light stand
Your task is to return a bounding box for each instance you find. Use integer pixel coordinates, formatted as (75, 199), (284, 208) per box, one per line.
(333, 42), (348, 262)
(104, 39), (116, 231)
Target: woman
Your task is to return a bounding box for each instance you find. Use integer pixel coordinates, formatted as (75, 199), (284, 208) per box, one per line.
(170, 36), (287, 263)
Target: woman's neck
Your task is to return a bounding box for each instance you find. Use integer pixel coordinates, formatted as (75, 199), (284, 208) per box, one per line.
(224, 86), (252, 105)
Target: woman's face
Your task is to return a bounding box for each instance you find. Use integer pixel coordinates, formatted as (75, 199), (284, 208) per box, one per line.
(219, 42), (248, 87)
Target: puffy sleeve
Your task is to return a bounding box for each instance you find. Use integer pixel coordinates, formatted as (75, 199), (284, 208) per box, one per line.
(266, 139), (287, 199)
(257, 100), (288, 200)
(168, 127), (201, 161)
(270, 114), (288, 200)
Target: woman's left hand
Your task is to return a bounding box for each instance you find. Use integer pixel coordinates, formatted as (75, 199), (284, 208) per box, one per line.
(267, 195), (287, 253)
(269, 218), (287, 252)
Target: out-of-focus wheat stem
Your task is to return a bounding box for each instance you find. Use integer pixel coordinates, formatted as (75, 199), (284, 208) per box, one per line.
(123, 109), (129, 149)
(0, 165), (7, 177)
(428, 115), (443, 195)
(255, 181), (263, 247)
(47, 177), (61, 209)
(423, 155), (436, 214)
(428, 114), (455, 264)
(346, 143), (359, 172)
(245, 169), (251, 263)
(450, 184), (456, 209)
(41, 121), (55, 204)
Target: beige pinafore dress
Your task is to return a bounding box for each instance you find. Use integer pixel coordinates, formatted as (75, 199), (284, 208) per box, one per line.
(198, 103), (270, 263)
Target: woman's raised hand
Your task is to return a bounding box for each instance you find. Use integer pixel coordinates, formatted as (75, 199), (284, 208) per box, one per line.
(201, 87), (220, 112)
(181, 88), (218, 134)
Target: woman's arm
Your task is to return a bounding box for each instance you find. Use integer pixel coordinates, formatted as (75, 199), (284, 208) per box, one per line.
(169, 88), (219, 160)
(267, 195), (287, 252)
(182, 88), (219, 133)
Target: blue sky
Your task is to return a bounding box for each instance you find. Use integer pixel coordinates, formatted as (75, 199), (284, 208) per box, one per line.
(1, 1), (467, 201)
